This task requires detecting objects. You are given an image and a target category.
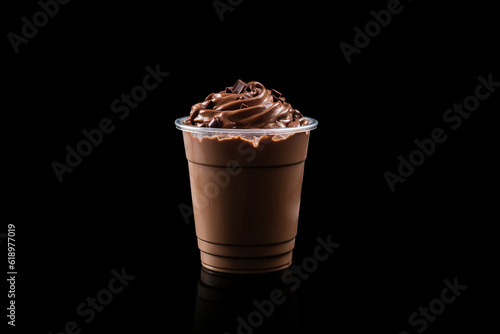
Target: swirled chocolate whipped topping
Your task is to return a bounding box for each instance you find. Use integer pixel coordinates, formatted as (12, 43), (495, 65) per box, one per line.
(182, 80), (309, 129)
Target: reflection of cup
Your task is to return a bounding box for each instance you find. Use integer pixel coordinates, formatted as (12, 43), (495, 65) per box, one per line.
(176, 117), (318, 274)
(194, 267), (300, 334)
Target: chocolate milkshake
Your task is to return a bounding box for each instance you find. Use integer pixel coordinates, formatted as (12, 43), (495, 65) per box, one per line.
(176, 80), (317, 274)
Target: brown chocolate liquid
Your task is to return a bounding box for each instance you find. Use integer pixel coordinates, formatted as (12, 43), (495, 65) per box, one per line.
(182, 131), (310, 273)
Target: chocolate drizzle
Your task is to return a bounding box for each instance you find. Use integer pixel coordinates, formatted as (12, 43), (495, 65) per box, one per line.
(183, 80), (309, 129)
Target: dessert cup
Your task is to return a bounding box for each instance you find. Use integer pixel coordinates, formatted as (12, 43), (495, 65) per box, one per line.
(176, 116), (317, 274)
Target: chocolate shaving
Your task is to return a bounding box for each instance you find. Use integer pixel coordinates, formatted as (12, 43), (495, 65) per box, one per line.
(232, 79), (248, 94)
(203, 100), (214, 109)
(271, 89), (284, 102)
(225, 87), (233, 93)
(273, 96), (286, 103)
(208, 116), (223, 128)
(240, 103), (248, 109)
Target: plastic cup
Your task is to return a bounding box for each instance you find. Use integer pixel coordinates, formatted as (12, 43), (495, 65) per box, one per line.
(176, 116), (318, 274)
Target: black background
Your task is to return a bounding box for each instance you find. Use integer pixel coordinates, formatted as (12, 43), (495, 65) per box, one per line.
(3, 0), (499, 333)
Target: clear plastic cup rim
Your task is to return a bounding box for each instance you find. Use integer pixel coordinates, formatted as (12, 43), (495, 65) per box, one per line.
(175, 116), (318, 136)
